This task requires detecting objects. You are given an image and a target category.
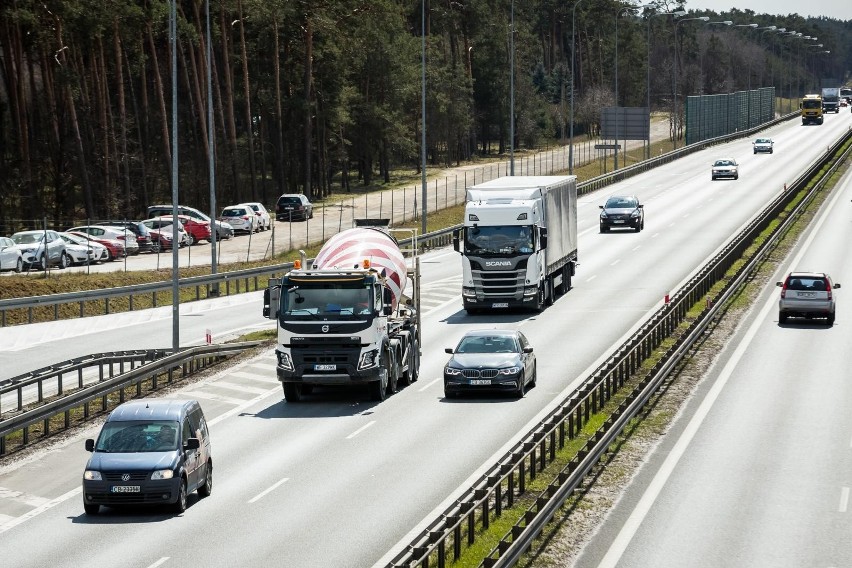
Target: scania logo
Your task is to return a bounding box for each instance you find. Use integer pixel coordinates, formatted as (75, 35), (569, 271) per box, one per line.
(322, 325), (330, 333)
(485, 261), (512, 267)
(121, 473), (130, 481)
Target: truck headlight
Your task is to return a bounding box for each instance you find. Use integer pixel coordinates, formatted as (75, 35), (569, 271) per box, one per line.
(523, 286), (538, 296)
(276, 350), (294, 371)
(462, 287), (476, 298)
(358, 348), (380, 370)
(151, 470), (174, 480)
(84, 470), (102, 481)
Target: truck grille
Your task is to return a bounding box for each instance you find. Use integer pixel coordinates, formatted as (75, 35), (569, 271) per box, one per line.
(471, 269), (526, 297)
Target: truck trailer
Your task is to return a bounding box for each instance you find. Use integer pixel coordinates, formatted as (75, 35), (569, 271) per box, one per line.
(262, 221), (420, 402)
(453, 175), (578, 313)
(821, 87), (840, 113)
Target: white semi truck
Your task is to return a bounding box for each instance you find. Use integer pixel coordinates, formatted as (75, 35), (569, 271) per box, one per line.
(453, 176), (578, 313)
(821, 87), (840, 113)
(262, 220), (420, 402)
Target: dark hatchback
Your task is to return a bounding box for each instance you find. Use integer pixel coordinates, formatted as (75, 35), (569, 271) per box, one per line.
(599, 195), (644, 233)
(96, 220), (154, 253)
(275, 194), (314, 221)
(444, 329), (536, 398)
(82, 399), (212, 515)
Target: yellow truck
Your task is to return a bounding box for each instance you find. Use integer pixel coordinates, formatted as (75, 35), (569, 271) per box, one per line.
(801, 94), (824, 125)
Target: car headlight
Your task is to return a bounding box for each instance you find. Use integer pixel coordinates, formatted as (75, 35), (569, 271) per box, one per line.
(445, 367), (463, 376)
(151, 470), (174, 480)
(358, 348), (380, 370)
(599, 211), (608, 219)
(84, 470), (102, 481)
(630, 210), (640, 218)
(498, 366), (521, 375)
(276, 350), (294, 371)
(22, 247), (37, 254)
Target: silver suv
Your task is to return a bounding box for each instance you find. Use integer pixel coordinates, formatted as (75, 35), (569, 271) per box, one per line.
(776, 271), (840, 325)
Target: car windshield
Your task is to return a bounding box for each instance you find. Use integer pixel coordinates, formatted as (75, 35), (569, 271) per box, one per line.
(282, 281), (373, 319)
(456, 335), (518, 354)
(755, 139), (770, 144)
(11, 233), (42, 245)
(714, 160), (733, 166)
(94, 420), (180, 453)
(605, 197), (636, 208)
(464, 225), (534, 256)
(786, 277), (826, 291)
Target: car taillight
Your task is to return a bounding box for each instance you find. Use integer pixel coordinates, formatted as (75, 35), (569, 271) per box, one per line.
(242, 216), (249, 220)
(780, 280), (788, 299)
(825, 280), (833, 300)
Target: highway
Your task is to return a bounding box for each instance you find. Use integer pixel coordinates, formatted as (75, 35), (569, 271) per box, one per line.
(574, 151), (852, 568)
(0, 110), (850, 568)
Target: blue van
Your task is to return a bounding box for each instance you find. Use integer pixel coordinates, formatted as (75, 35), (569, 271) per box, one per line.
(82, 399), (212, 514)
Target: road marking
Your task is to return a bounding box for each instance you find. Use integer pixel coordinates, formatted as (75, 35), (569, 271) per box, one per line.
(610, 259), (620, 266)
(419, 378), (441, 392)
(346, 420), (376, 440)
(0, 486), (49, 508)
(0, 487), (81, 535)
(248, 478), (290, 504)
(631, 245), (641, 251)
(145, 558), (170, 568)
(180, 390), (247, 405)
(423, 295), (461, 317)
(207, 381), (272, 395)
(231, 370), (279, 383)
(587, 275), (597, 282)
(652, 232), (660, 238)
(207, 385), (281, 427)
(840, 487), (850, 513)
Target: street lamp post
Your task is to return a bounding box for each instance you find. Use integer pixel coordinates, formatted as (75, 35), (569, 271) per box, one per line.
(568, 0), (585, 175)
(696, 21), (730, 142)
(673, 16), (709, 150)
(646, 9), (685, 159)
(732, 23), (758, 90)
(510, 0), (515, 175)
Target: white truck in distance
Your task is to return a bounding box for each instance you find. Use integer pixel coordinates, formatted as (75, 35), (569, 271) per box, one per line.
(453, 176), (578, 313)
(821, 87), (840, 113)
(262, 221), (421, 402)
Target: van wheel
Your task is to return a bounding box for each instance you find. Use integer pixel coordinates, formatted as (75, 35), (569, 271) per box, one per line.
(172, 479), (188, 513)
(83, 502), (99, 515)
(283, 383), (303, 402)
(198, 462), (213, 497)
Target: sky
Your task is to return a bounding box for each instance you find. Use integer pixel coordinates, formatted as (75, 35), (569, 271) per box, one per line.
(685, 0), (851, 22)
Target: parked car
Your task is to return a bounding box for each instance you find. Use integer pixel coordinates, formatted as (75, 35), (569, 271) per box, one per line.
(752, 137), (774, 154)
(82, 399), (213, 515)
(141, 217), (189, 247)
(66, 225), (140, 256)
(57, 232), (100, 265)
(59, 232), (109, 263)
(95, 221), (154, 253)
(711, 158), (739, 180)
(159, 214), (212, 246)
(443, 329), (536, 398)
(0, 236), (24, 273)
(275, 194), (314, 221)
(148, 229), (175, 252)
(243, 202), (272, 231)
(776, 271), (840, 325)
(10, 230), (69, 270)
(599, 195), (644, 233)
(67, 231), (125, 261)
(147, 204), (233, 241)
(219, 204), (258, 234)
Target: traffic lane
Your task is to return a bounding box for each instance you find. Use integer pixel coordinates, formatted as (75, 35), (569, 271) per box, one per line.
(575, 166), (852, 568)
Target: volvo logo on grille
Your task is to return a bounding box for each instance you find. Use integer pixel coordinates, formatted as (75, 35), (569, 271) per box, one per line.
(485, 261), (512, 267)
(322, 325), (329, 333)
(121, 473), (130, 481)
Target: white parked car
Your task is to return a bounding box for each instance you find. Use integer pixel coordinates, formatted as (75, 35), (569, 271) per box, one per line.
(59, 232), (109, 264)
(66, 225), (140, 256)
(0, 236), (24, 272)
(10, 230), (69, 270)
(219, 204), (258, 234)
(243, 202), (272, 231)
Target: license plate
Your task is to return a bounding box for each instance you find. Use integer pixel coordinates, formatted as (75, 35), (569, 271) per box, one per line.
(492, 302), (509, 308)
(111, 486), (140, 493)
(315, 364), (337, 371)
(470, 379), (491, 386)
(613, 220), (625, 224)
(798, 292), (815, 298)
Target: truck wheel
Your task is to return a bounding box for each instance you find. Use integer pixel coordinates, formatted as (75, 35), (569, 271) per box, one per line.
(386, 351), (399, 395)
(369, 375), (387, 402)
(401, 339), (419, 385)
(283, 383), (303, 402)
(534, 285), (545, 312)
(545, 277), (555, 306)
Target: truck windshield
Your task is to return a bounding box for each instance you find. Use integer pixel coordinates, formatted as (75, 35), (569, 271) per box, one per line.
(283, 281), (373, 319)
(465, 225), (534, 256)
(802, 100), (821, 109)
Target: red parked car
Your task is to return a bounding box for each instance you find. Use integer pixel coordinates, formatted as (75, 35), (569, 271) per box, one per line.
(148, 229), (175, 252)
(67, 231), (125, 261)
(160, 214), (211, 246)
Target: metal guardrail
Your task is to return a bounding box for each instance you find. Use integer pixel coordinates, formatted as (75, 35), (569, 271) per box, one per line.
(0, 341), (264, 455)
(0, 113), (793, 330)
(385, 125), (850, 567)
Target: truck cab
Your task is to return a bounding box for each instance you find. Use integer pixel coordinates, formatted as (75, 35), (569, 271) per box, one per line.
(801, 94), (824, 125)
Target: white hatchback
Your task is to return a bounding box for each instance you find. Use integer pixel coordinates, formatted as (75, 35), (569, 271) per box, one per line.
(219, 204), (258, 234)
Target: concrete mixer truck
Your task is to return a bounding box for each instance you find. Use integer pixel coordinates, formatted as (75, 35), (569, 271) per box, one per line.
(262, 220), (421, 402)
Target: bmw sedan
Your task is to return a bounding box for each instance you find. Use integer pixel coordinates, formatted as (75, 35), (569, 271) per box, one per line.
(444, 329), (536, 398)
(599, 195), (644, 233)
(711, 158), (739, 180)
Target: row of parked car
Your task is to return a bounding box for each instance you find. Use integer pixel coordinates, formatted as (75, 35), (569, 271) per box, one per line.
(0, 195), (315, 272)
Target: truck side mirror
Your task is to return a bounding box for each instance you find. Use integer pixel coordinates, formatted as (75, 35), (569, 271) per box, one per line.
(539, 227), (548, 250)
(263, 282), (281, 319)
(452, 228), (461, 252)
(383, 288), (393, 315)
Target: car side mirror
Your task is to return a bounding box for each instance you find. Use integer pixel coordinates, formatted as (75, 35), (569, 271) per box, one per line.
(184, 438), (201, 451)
(638, 204), (644, 208)
(775, 282), (783, 287)
(523, 346), (534, 353)
(85, 439), (95, 452)
(445, 348), (453, 354)
(599, 205), (604, 209)
(835, 283), (841, 289)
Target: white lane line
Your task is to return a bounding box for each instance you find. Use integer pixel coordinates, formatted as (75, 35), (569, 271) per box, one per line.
(652, 232), (660, 238)
(0, 487), (81, 535)
(587, 275), (597, 282)
(145, 558), (170, 568)
(631, 245), (641, 251)
(610, 259), (621, 266)
(419, 378), (442, 392)
(207, 381), (271, 395)
(207, 385), (281, 427)
(423, 295), (461, 317)
(840, 487), (850, 513)
(598, 173), (850, 568)
(248, 478), (290, 504)
(346, 420), (377, 440)
(180, 390), (247, 405)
